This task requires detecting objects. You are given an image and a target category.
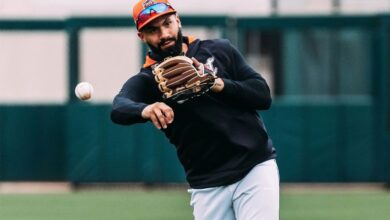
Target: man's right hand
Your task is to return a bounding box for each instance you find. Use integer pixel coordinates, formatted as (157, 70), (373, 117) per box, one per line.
(141, 102), (174, 130)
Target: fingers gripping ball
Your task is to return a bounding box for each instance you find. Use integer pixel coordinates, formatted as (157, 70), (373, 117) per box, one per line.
(75, 82), (94, 100)
(153, 56), (216, 103)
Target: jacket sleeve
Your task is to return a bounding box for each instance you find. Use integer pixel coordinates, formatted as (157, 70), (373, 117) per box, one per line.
(111, 72), (159, 125)
(218, 41), (272, 110)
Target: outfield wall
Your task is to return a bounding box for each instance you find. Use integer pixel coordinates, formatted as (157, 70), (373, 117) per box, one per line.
(0, 15), (389, 183)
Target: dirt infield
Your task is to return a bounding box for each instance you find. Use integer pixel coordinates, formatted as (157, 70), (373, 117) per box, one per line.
(0, 182), (71, 194)
(0, 182), (388, 194)
(281, 183), (389, 193)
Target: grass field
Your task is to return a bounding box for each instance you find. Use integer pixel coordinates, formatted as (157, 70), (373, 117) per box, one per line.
(0, 189), (389, 220)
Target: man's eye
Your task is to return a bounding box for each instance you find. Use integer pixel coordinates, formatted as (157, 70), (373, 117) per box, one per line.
(147, 28), (158, 33)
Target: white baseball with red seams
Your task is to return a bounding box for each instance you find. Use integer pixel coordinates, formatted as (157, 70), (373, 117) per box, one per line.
(75, 82), (94, 100)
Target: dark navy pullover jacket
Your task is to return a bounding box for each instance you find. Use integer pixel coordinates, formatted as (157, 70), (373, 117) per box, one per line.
(111, 37), (276, 189)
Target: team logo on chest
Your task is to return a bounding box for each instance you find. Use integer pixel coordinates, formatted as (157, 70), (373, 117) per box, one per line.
(143, 0), (155, 8)
(205, 56), (218, 75)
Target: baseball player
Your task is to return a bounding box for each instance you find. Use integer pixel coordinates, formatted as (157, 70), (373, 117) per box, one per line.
(111, 0), (279, 219)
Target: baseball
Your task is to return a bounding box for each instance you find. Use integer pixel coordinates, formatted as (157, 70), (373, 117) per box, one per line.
(75, 82), (94, 100)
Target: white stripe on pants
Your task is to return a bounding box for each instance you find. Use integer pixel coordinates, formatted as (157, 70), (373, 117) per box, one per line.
(188, 159), (279, 220)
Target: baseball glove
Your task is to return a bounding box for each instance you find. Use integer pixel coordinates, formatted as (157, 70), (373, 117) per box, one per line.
(153, 56), (217, 104)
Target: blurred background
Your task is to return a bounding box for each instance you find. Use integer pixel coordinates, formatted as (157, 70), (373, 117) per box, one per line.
(0, 0), (390, 220)
(0, 0), (390, 219)
(1, 0), (389, 184)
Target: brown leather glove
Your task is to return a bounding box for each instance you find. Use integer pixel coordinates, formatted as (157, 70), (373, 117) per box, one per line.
(153, 56), (216, 104)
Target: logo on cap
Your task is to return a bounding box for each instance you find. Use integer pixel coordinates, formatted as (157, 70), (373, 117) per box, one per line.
(143, 0), (155, 8)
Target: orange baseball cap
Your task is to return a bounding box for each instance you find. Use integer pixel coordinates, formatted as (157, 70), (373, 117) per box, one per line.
(133, 0), (176, 31)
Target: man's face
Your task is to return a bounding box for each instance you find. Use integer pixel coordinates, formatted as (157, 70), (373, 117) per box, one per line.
(138, 14), (183, 58)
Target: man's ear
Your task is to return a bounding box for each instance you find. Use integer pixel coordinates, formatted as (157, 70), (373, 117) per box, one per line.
(137, 32), (146, 42)
(176, 14), (182, 28)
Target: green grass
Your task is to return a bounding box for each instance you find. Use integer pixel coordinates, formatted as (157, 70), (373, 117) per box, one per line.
(0, 190), (389, 220)
(281, 191), (390, 220)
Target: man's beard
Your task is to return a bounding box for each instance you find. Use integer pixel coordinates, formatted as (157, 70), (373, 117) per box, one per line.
(148, 29), (183, 59)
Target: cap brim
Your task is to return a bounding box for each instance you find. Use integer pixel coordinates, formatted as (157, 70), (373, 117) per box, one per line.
(138, 9), (176, 31)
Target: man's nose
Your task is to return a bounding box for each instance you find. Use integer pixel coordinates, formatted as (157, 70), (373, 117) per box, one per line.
(160, 27), (171, 39)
